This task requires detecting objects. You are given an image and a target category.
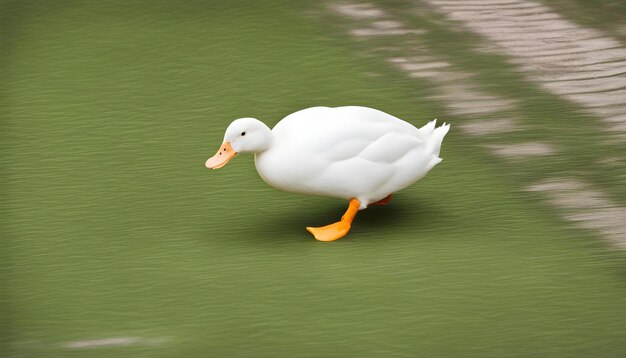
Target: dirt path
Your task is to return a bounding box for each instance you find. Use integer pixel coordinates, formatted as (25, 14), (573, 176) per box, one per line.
(426, 0), (626, 138)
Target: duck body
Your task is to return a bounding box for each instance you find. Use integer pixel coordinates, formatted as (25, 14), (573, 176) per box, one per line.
(205, 106), (450, 241)
(254, 106), (449, 209)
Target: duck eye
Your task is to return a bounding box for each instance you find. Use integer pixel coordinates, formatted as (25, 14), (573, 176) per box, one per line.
(241, 132), (246, 136)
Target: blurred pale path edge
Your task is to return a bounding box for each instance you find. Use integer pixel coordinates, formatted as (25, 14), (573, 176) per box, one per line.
(2, 1), (626, 357)
(325, 0), (626, 248)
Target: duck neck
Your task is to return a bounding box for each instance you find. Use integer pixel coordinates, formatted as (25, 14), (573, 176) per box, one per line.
(255, 127), (273, 153)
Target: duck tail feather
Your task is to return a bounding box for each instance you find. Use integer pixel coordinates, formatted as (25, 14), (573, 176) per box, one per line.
(419, 118), (437, 134)
(428, 122), (451, 157)
(425, 156), (443, 172)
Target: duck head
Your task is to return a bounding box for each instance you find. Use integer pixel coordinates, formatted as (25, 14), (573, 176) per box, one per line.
(205, 118), (273, 169)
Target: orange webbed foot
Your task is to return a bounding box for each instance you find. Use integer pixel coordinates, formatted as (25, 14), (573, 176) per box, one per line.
(306, 222), (351, 242)
(371, 194), (393, 206)
(306, 198), (360, 242)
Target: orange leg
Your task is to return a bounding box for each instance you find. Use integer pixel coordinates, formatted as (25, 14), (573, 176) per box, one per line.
(371, 194), (393, 206)
(306, 199), (360, 242)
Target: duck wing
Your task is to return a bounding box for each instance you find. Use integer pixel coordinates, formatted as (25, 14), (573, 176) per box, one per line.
(356, 132), (424, 164)
(316, 107), (424, 164)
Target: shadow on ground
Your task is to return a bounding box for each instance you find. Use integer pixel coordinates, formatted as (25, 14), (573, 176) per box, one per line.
(235, 196), (446, 244)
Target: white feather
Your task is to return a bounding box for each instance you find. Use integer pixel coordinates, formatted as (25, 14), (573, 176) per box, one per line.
(250, 106), (450, 208)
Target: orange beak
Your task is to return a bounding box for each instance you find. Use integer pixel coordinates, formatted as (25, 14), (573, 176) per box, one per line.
(205, 142), (237, 169)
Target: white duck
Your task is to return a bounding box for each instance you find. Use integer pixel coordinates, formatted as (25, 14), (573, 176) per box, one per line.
(206, 106), (449, 242)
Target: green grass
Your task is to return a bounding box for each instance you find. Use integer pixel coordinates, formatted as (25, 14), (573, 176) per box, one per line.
(2, 0), (626, 357)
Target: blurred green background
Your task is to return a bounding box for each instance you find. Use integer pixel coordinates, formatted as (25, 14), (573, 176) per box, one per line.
(2, 0), (625, 357)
